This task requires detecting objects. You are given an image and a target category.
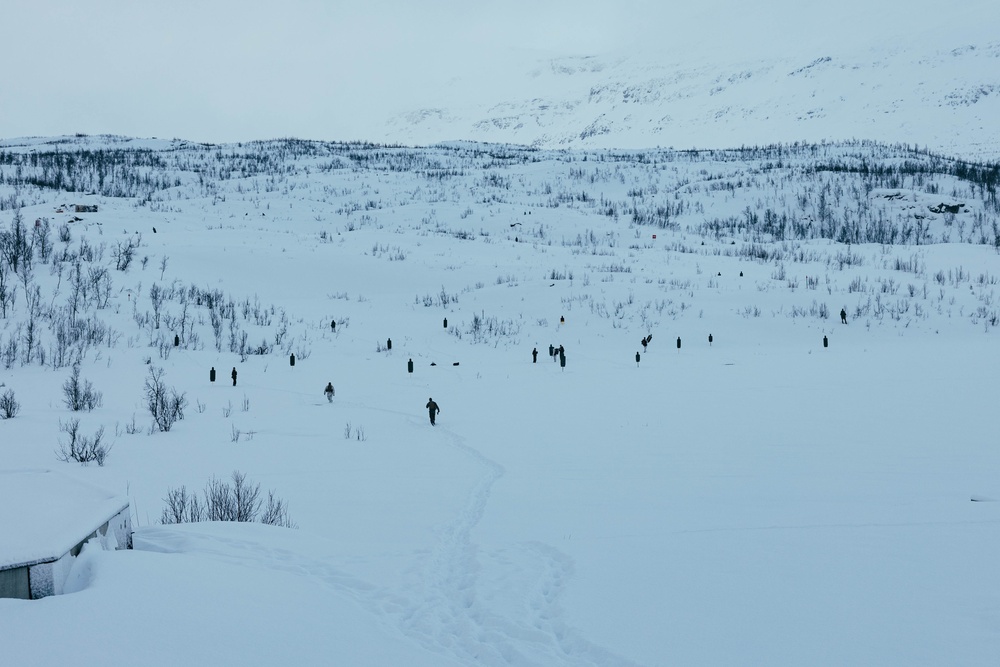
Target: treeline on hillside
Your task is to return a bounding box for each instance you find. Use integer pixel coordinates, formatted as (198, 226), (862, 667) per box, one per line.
(1, 136), (998, 246)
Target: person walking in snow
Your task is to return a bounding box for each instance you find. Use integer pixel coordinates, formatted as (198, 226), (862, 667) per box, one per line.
(840, 308), (848, 324)
(532, 347), (538, 363)
(231, 367), (238, 386)
(426, 398), (440, 426)
(324, 382), (335, 402)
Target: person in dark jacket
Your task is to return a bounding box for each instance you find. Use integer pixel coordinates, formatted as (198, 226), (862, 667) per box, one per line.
(231, 367), (238, 386)
(324, 382), (335, 402)
(840, 308), (848, 324)
(426, 398), (440, 425)
(532, 347), (538, 363)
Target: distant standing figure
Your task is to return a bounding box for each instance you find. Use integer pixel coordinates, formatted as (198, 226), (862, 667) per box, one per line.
(840, 308), (847, 324)
(641, 336), (648, 351)
(426, 398), (440, 426)
(331, 319), (336, 331)
(548, 344), (555, 360)
(636, 351), (641, 366)
(324, 382), (335, 402)
(231, 367), (238, 386)
(560, 316), (565, 325)
(532, 347), (538, 363)
(387, 338), (392, 350)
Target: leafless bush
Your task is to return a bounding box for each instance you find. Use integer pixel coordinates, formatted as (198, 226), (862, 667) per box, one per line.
(62, 363), (103, 411)
(56, 418), (111, 466)
(144, 366), (187, 432)
(160, 470), (295, 528)
(0, 389), (20, 418)
(113, 234), (141, 271)
(160, 486), (205, 524)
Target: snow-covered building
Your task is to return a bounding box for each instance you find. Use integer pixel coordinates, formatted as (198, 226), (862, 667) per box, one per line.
(0, 469), (132, 599)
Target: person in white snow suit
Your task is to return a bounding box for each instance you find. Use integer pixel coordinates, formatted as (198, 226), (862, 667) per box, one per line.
(426, 398), (440, 425)
(324, 382), (335, 402)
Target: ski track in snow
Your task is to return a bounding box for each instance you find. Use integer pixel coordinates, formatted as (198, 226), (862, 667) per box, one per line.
(390, 425), (644, 666)
(137, 427), (643, 666)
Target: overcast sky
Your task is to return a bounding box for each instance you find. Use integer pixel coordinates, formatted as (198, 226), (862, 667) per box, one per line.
(2, 0), (992, 144)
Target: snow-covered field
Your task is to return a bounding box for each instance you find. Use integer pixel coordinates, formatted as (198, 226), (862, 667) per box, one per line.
(1, 137), (999, 665)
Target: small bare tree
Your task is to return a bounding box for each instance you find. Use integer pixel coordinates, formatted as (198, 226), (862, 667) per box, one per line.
(113, 234), (141, 271)
(63, 363), (103, 411)
(144, 366), (187, 431)
(56, 418), (111, 466)
(149, 283), (164, 329)
(160, 486), (205, 524)
(160, 470), (295, 527)
(0, 389), (20, 418)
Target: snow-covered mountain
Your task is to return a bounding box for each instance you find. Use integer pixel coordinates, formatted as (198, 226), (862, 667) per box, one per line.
(385, 40), (1000, 160)
(3, 2), (997, 158)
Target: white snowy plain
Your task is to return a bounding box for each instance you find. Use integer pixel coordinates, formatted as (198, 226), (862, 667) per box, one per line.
(1, 137), (999, 666)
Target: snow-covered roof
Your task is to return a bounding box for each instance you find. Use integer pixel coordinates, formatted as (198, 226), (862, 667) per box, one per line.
(0, 469), (129, 570)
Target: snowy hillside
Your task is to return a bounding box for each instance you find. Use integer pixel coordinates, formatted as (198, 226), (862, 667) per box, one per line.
(4, 1), (999, 158)
(385, 40), (1000, 160)
(1, 136), (999, 665)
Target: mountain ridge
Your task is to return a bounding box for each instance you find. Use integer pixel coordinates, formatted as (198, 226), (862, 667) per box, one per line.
(384, 40), (1000, 160)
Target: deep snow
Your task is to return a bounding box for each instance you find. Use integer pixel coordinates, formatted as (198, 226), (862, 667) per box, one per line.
(0, 138), (999, 665)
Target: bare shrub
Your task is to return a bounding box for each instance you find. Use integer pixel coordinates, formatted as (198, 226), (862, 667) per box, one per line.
(113, 234), (141, 271)
(62, 363), (103, 411)
(0, 389), (20, 418)
(145, 366), (187, 432)
(160, 470), (295, 528)
(56, 418), (111, 465)
(160, 486), (204, 524)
